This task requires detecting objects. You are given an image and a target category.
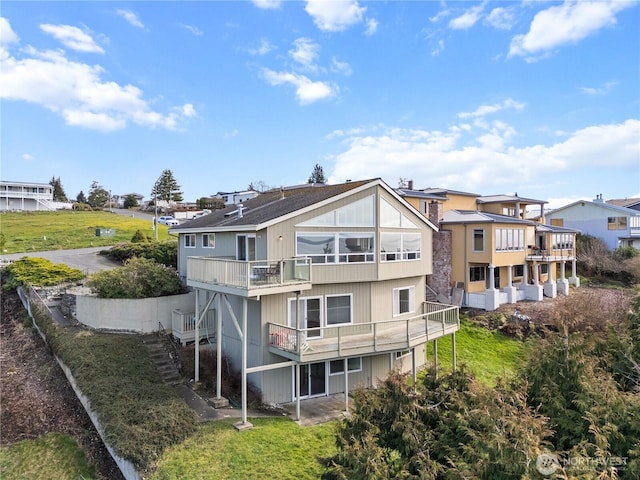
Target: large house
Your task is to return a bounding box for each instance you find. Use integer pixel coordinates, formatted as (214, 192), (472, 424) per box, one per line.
(172, 179), (460, 427)
(399, 187), (580, 311)
(1, 180), (55, 211)
(545, 195), (640, 250)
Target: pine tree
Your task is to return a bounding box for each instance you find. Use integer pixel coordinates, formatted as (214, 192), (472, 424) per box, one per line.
(308, 164), (327, 184)
(151, 169), (183, 203)
(49, 176), (68, 202)
(87, 181), (109, 208)
(76, 190), (87, 204)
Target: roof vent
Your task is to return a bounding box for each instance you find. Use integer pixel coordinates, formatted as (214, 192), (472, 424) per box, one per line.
(237, 203), (243, 218)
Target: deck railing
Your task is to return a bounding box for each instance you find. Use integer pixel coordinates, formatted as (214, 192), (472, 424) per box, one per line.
(268, 301), (459, 358)
(171, 309), (216, 345)
(187, 257), (311, 290)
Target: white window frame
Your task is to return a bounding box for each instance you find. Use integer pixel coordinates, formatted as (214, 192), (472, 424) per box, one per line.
(184, 234), (196, 248)
(329, 357), (362, 375)
(325, 294), (353, 326)
(393, 286), (415, 317)
(202, 233), (215, 248)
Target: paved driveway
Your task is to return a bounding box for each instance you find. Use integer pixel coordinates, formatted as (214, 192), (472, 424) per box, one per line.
(0, 247), (121, 275)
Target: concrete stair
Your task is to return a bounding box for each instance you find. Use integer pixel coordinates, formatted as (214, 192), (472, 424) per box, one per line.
(141, 334), (183, 385)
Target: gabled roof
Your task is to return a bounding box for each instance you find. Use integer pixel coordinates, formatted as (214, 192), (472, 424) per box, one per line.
(441, 210), (536, 225)
(547, 199), (640, 216)
(172, 178), (436, 233)
(476, 194), (546, 205)
(606, 198), (640, 209)
(396, 189), (448, 201)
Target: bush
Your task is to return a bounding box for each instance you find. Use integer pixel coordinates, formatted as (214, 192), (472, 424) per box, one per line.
(3, 257), (85, 289)
(103, 241), (178, 268)
(131, 229), (150, 243)
(86, 256), (186, 298)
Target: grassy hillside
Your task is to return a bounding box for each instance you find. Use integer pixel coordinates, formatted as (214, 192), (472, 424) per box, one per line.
(0, 210), (175, 254)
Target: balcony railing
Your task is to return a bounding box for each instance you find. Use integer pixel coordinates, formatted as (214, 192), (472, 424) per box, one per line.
(526, 247), (574, 261)
(171, 309), (216, 346)
(268, 302), (460, 361)
(186, 257), (312, 295)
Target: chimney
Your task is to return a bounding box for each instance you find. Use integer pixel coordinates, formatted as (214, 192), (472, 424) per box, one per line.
(408, 179), (414, 190)
(594, 194), (604, 203)
(428, 201), (442, 226)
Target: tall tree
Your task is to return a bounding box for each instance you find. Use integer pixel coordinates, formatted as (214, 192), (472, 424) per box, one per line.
(76, 190), (87, 203)
(87, 181), (109, 208)
(308, 164), (327, 184)
(151, 169), (183, 203)
(123, 194), (139, 209)
(49, 176), (68, 202)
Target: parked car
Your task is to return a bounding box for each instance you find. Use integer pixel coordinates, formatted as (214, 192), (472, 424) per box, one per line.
(158, 216), (176, 225)
(165, 219), (180, 227)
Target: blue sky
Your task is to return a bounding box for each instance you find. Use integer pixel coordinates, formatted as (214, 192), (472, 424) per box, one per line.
(1, 1), (639, 209)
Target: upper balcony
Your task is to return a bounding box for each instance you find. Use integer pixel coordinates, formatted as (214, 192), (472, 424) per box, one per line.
(525, 247), (575, 262)
(186, 257), (312, 297)
(267, 301), (460, 363)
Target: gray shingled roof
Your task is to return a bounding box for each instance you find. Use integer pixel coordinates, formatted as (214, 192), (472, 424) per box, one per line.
(172, 179), (373, 231)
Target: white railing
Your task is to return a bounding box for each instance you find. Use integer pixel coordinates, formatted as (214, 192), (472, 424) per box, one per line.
(187, 257), (311, 290)
(171, 309), (216, 345)
(268, 302), (459, 358)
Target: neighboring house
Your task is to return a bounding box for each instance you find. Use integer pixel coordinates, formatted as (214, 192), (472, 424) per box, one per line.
(606, 197), (640, 212)
(545, 195), (640, 250)
(112, 192), (144, 208)
(215, 189), (259, 206)
(172, 179), (460, 426)
(0, 180), (59, 211)
(399, 187), (579, 311)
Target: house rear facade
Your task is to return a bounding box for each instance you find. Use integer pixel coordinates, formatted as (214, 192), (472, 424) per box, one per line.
(173, 179), (459, 422)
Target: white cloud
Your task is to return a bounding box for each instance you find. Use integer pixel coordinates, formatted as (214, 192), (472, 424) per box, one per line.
(261, 68), (337, 105)
(181, 24), (203, 36)
(328, 119), (640, 193)
(579, 81), (618, 96)
(331, 57), (352, 76)
(305, 0), (366, 32)
(365, 18), (378, 36)
(431, 39), (445, 56)
(485, 7), (515, 30)
(40, 24), (104, 54)
(225, 129), (240, 138)
(0, 17), (19, 46)
(21, 153), (33, 161)
(289, 38), (320, 70)
(449, 4), (485, 30)
(116, 9), (145, 29)
(508, 0), (635, 59)
(0, 23), (195, 132)
(249, 38), (275, 56)
(252, 0), (282, 10)
(458, 99), (526, 119)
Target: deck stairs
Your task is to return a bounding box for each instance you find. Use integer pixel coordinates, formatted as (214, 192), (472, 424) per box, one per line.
(141, 334), (183, 385)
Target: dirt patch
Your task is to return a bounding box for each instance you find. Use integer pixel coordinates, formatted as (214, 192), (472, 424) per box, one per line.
(0, 286), (124, 480)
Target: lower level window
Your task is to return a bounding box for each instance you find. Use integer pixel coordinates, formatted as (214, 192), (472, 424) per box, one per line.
(329, 357), (362, 375)
(470, 266), (485, 282)
(393, 286), (415, 316)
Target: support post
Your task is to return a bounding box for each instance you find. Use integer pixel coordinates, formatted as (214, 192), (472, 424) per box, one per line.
(235, 298), (252, 430)
(295, 364), (301, 421)
(451, 332), (457, 371)
(411, 348), (417, 390)
(216, 294), (222, 399)
(433, 339), (438, 379)
(194, 289), (200, 383)
(344, 358), (349, 412)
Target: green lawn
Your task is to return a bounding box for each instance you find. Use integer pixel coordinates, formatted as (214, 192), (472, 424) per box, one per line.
(0, 433), (95, 480)
(426, 317), (530, 385)
(151, 418), (337, 480)
(0, 210), (175, 254)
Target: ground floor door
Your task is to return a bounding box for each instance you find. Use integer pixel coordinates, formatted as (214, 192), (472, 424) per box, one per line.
(294, 362), (326, 399)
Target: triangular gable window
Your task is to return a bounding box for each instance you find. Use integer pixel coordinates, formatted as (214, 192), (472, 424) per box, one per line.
(298, 195), (374, 227)
(380, 198), (419, 229)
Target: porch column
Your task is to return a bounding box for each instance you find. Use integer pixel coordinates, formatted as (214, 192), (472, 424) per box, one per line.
(505, 264), (517, 304)
(543, 263), (557, 298)
(344, 358), (349, 412)
(195, 289), (200, 383)
(485, 264), (500, 310)
(557, 261), (570, 296)
(533, 262), (539, 285)
(523, 263), (529, 284)
(433, 339), (438, 379)
(569, 259), (580, 287)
